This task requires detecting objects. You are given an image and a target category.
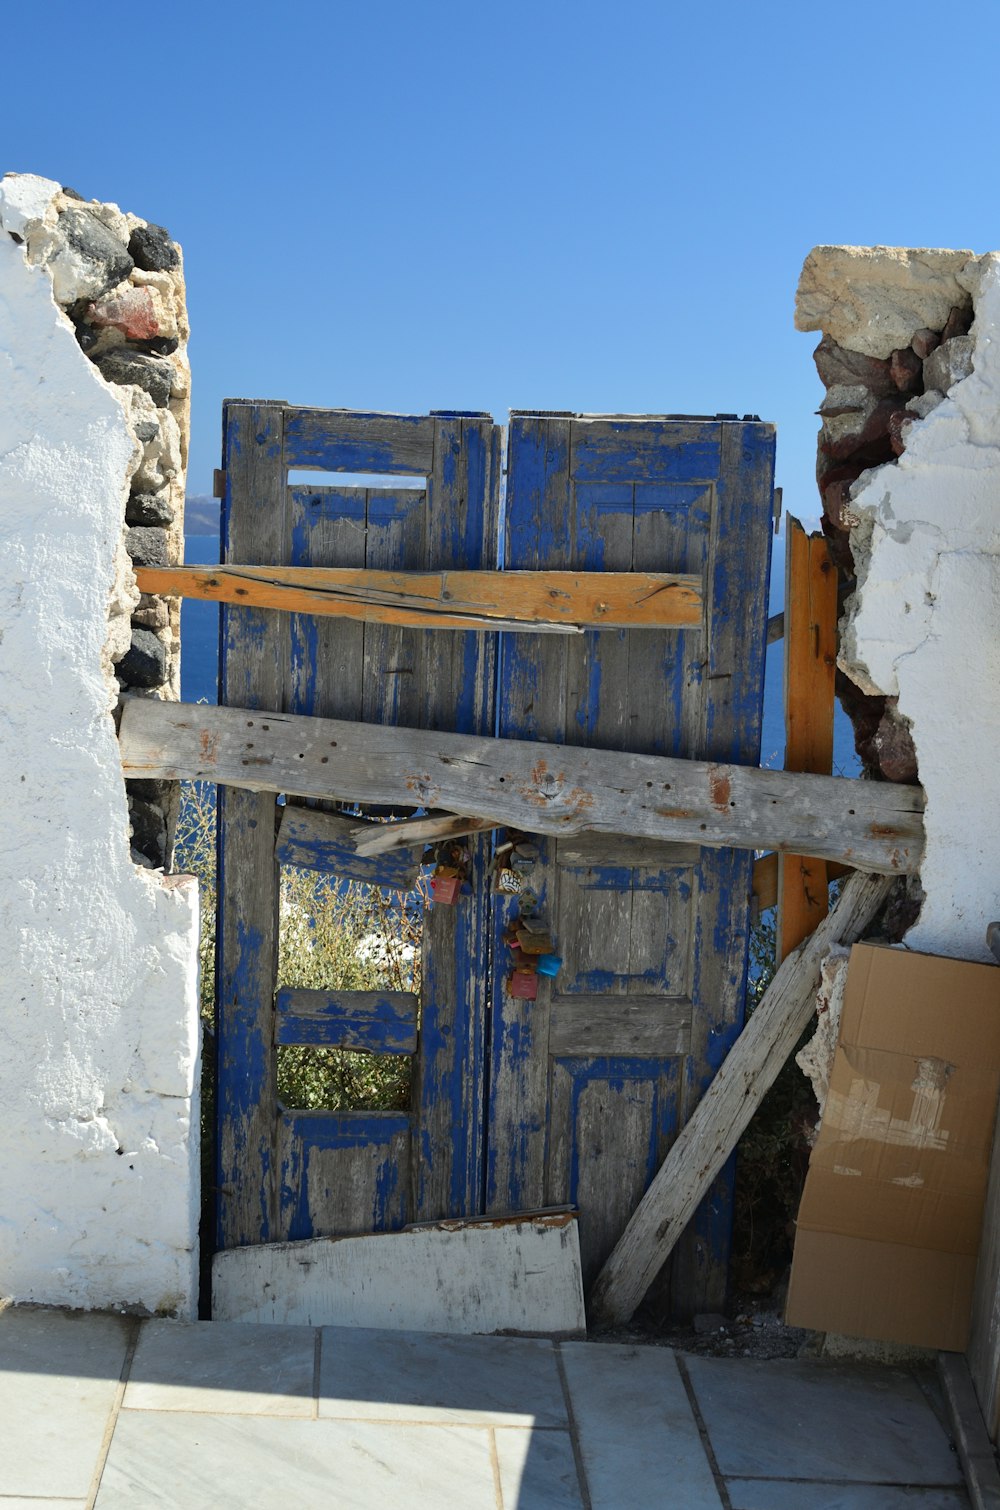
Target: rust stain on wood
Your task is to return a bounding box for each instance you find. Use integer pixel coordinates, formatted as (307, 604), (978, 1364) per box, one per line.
(708, 769), (732, 811)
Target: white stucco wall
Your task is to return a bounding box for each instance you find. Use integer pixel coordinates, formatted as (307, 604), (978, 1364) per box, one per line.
(0, 179), (201, 1315)
(836, 253), (1000, 961)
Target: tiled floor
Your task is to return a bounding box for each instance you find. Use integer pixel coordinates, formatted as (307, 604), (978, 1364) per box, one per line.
(0, 1306), (971, 1509)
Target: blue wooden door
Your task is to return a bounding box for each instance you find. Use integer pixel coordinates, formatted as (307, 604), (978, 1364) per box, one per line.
(485, 414), (775, 1314)
(217, 404), (502, 1248)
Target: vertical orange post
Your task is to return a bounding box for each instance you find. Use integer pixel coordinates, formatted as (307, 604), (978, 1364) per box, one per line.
(777, 517), (838, 962)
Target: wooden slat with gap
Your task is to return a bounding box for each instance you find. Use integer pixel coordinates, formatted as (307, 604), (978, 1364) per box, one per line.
(215, 401), (286, 1249)
(778, 518), (839, 962)
(274, 806), (422, 888)
(275, 989), (418, 1054)
(120, 698), (925, 875)
(588, 870), (895, 1325)
(135, 565), (704, 633)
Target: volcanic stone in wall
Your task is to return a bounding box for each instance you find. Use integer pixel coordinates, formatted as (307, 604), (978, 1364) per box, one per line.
(8, 182), (192, 870)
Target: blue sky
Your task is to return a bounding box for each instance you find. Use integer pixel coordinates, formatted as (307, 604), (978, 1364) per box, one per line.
(5, 0), (1000, 517)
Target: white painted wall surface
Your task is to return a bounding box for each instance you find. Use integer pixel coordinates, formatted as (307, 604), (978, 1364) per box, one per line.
(0, 179), (201, 1316)
(840, 252), (1000, 961)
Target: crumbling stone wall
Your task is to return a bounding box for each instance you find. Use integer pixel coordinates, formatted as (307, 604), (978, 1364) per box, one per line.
(796, 246), (1000, 958)
(5, 174), (188, 868)
(797, 247), (975, 793)
(0, 172), (200, 1317)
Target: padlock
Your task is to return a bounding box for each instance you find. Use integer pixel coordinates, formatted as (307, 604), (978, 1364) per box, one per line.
(516, 927), (554, 956)
(508, 969), (539, 1000)
(431, 874), (461, 905)
(536, 953), (562, 978)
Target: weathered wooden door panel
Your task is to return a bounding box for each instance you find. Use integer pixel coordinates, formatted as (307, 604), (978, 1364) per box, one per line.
(217, 405), (502, 1250)
(218, 403), (774, 1315)
(486, 413), (774, 1312)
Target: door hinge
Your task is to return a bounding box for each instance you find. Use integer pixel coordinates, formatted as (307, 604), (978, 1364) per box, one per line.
(213, 468), (227, 500)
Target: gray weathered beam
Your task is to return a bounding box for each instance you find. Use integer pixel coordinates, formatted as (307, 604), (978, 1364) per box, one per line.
(587, 869), (895, 1326)
(119, 700), (924, 875)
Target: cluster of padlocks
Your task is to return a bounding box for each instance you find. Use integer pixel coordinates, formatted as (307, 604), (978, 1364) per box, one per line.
(426, 828), (563, 999)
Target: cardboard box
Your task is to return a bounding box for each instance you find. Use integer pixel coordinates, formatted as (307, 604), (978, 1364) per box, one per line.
(786, 942), (1000, 1351)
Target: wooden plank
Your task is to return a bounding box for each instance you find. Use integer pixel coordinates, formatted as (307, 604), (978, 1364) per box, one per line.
(274, 806), (421, 888)
(350, 812), (500, 857)
(135, 564), (704, 633)
(277, 1112), (410, 1240)
(120, 698), (926, 875)
(215, 400), (286, 1249)
(555, 833), (700, 868)
(212, 1215), (586, 1336)
(548, 997), (691, 1058)
(486, 416), (573, 1220)
(281, 408), (435, 474)
(778, 518), (839, 962)
(588, 869), (895, 1326)
(669, 421), (777, 1316)
(938, 1352), (1000, 1507)
(275, 988), (418, 1053)
(753, 851), (852, 912)
(411, 414), (500, 1223)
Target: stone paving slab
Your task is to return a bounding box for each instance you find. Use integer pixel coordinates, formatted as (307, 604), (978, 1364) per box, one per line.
(726, 1481), (970, 1509)
(494, 1427), (583, 1508)
(0, 1307), (975, 1508)
(94, 1412), (499, 1509)
(0, 1500), (88, 1509)
(319, 1325), (567, 1427)
(685, 1355), (965, 1487)
(0, 1309), (130, 1502)
(123, 1318), (314, 1416)
(561, 1341), (724, 1509)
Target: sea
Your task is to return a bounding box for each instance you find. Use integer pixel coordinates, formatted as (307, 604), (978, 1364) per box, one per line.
(180, 511), (859, 777)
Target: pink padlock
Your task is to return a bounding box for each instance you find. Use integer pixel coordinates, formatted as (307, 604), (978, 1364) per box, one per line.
(508, 969), (539, 1000)
(431, 875), (461, 905)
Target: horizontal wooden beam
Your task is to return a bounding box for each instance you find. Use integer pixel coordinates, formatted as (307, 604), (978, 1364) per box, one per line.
(588, 870), (895, 1326)
(134, 565), (703, 634)
(119, 700), (925, 875)
(275, 989), (417, 1054)
(275, 806), (422, 889)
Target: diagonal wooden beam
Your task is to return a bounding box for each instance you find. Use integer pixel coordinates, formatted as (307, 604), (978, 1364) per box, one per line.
(351, 813), (502, 857)
(587, 869), (894, 1327)
(118, 700), (924, 876)
(134, 565), (703, 634)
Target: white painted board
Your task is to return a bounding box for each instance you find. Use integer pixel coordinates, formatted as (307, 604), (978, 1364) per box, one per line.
(212, 1216), (586, 1337)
